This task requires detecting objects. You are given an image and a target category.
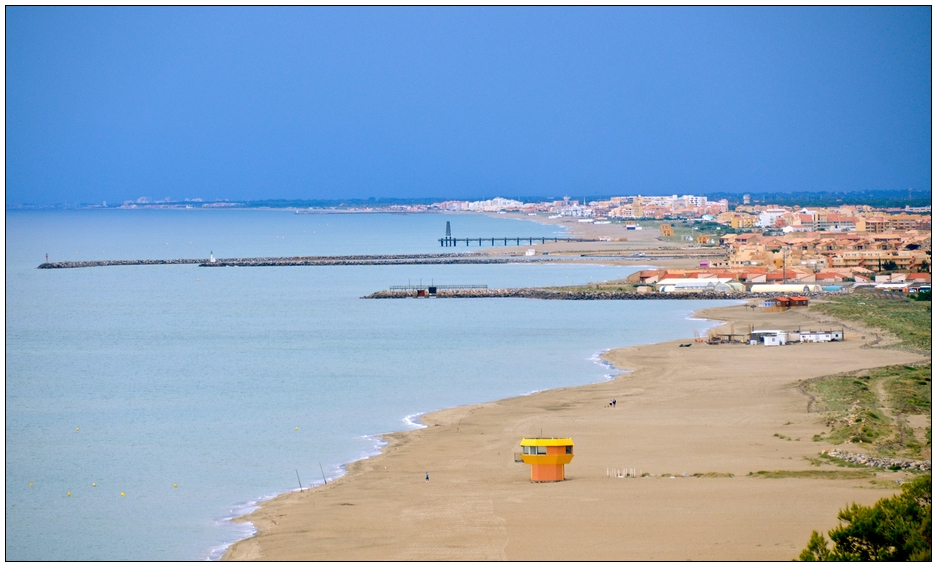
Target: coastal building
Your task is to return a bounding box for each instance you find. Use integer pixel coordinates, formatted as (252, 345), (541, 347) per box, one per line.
(800, 330), (835, 343)
(749, 283), (822, 294)
(757, 208), (788, 228)
(751, 329), (789, 346)
(519, 438), (574, 482)
(654, 278), (742, 293)
(762, 297), (790, 312)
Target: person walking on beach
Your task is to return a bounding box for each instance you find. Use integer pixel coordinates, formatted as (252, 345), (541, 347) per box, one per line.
(425, 472), (429, 482)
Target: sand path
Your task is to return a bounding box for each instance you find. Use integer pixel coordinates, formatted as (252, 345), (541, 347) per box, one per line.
(223, 303), (926, 561)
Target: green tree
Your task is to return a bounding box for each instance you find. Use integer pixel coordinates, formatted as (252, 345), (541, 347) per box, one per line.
(798, 475), (931, 561)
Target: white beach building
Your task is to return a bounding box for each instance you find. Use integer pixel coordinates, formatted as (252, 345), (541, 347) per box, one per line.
(749, 283), (822, 294)
(655, 278), (743, 293)
(751, 329), (789, 346)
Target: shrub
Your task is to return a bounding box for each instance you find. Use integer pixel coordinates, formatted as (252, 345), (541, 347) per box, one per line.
(797, 474), (931, 561)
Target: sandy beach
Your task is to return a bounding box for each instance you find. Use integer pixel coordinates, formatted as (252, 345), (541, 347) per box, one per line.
(223, 301), (927, 561)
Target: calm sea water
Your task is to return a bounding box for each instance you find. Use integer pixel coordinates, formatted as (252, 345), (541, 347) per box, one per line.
(6, 210), (733, 560)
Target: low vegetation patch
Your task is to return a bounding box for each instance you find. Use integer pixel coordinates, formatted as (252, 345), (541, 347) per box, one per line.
(810, 290), (931, 353)
(543, 280), (639, 293)
(865, 479), (906, 489)
(880, 365), (931, 414)
(748, 470), (873, 480)
(804, 364), (931, 460)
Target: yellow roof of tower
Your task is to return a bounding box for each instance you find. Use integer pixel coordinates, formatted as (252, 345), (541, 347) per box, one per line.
(520, 438), (573, 447)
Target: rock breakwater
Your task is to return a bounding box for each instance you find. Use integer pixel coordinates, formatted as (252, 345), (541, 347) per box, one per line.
(199, 254), (564, 267)
(39, 259), (206, 269)
(364, 288), (784, 300)
(824, 448), (931, 472)
(37, 254), (572, 269)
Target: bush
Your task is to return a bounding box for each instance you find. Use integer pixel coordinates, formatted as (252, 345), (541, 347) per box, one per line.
(797, 474), (931, 561)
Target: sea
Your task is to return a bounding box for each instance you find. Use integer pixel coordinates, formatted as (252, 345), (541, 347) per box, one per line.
(6, 209), (735, 560)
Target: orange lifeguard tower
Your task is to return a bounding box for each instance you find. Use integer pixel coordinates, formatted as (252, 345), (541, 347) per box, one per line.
(519, 438), (574, 482)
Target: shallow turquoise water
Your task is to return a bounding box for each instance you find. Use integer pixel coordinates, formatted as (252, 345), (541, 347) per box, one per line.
(6, 210), (733, 560)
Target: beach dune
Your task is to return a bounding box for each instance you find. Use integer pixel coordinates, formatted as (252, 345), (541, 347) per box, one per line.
(223, 303), (925, 561)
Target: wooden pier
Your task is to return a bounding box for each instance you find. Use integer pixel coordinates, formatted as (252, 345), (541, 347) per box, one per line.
(439, 236), (597, 247)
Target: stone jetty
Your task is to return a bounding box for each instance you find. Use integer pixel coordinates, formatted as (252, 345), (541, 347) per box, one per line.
(364, 288), (780, 300)
(199, 254), (566, 267)
(37, 254), (585, 269)
(824, 448), (931, 472)
(39, 259), (206, 269)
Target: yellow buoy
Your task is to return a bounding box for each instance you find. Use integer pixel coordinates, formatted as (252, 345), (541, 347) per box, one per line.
(92, 483), (96, 487)
(173, 483), (177, 488)
(76, 427), (80, 431)
(29, 482), (33, 487)
(120, 492), (125, 497)
(67, 492), (71, 497)
(295, 427), (299, 431)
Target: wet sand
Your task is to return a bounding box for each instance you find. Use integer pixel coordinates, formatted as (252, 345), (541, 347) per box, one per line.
(223, 302), (926, 561)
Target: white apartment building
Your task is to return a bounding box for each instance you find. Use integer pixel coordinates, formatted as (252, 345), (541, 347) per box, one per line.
(757, 208), (788, 228)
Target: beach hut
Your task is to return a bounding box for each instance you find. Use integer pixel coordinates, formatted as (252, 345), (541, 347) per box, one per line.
(762, 297), (789, 312)
(519, 438), (574, 482)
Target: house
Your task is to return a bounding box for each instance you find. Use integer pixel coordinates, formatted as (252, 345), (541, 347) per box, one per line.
(751, 330), (789, 346)
(814, 272), (844, 284)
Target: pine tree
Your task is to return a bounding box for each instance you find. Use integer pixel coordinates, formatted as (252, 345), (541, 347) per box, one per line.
(798, 474), (931, 561)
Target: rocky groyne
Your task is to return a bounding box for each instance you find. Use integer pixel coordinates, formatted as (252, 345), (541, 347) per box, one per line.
(199, 254), (565, 267)
(39, 259), (206, 269)
(37, 254), (573, 269)
(824, 448), (931, 472)
(364, 288), (787, 300)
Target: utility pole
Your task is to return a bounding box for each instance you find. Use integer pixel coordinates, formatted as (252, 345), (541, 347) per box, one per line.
(783, 247), (788, 284)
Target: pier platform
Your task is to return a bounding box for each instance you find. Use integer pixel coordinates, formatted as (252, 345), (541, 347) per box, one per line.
(439, 236), (598, 247)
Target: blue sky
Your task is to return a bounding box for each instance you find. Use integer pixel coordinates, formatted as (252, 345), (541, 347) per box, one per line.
(6, 6), (931, 205)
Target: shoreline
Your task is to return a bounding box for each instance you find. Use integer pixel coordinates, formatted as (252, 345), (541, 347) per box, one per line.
(211, 336), (685, 560)
(221, 301), (926, 560)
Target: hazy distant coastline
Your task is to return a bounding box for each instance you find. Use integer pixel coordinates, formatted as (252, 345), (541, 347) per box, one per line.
(6, 187), (932, 212)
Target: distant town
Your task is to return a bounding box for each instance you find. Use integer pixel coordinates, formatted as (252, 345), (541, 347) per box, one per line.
(18, 191), (932, 290)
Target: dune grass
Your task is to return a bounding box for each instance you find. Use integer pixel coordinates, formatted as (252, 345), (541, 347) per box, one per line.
(748, 470), (874, 480)
(810, 290), (931, 353)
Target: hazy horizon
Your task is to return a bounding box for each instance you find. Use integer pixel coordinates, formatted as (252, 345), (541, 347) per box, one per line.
(7, 6), (931, 207)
